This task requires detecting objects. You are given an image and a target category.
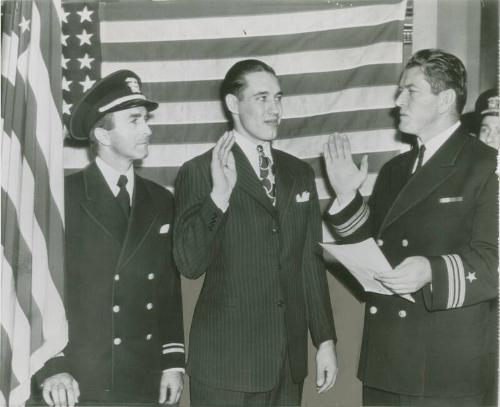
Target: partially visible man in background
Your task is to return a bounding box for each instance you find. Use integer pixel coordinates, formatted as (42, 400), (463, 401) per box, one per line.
(478, 93), (499, 150)
(36, 70), (185, 407)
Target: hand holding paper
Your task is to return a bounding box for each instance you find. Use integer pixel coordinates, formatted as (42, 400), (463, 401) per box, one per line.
(321, 238), (414, 302)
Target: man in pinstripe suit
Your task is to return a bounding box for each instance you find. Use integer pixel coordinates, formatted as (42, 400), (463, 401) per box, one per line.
(174, 59), (338, 406)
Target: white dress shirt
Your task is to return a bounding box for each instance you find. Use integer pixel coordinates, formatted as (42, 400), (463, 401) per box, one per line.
(95, 157), (134, 205)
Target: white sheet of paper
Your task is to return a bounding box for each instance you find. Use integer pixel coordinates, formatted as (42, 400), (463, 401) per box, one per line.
(321, 238), (415, 302)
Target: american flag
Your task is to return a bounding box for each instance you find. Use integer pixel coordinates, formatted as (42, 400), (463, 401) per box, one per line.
(62, 0), (408, 243)
(1, 0), (68, 406)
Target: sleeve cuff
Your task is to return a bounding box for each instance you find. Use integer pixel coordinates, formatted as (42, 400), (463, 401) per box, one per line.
(326, 192), (369, 238)
(162, 367), (185, 374)
(423, 254), (466, 311)
(161, 343), (185, 370)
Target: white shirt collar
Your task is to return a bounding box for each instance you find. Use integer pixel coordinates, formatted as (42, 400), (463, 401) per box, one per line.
(95, 156), (134, 204)
(232, 130), (273, 177)
(418, 121), (460, 166)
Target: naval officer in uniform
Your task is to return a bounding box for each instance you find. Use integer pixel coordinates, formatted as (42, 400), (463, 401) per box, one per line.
(324, 49), (498, 406)
(37, 70), (185, 406)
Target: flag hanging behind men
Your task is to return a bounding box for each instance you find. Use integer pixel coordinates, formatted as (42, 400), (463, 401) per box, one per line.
(1, 1), (67, 405)
(62, 0), (408, 242)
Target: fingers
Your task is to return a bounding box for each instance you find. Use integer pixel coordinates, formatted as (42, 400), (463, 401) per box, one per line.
(317, 366), (336, 394)
(360, 154), (369, 177)
(158, 381), (167, 404)
(220, 135), (235, 167)
(164, 382), (183, 405)
(42, 385), (54, 406)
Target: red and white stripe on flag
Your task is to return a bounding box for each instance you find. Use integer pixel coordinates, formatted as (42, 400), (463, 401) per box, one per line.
(63, 0), (408, 243)
(1, 0), (68, 405)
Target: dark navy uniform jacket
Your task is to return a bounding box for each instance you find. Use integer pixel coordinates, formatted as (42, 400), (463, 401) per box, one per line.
(327, 127), (498, 397)
(37, 162), (184, 403)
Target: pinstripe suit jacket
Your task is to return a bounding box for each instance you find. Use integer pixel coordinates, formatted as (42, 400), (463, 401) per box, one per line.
(174, 143), (336, 392)
(326, 128), (498, 397)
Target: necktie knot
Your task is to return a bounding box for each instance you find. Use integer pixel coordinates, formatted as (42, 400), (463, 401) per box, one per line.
(117, 175), (128, 188)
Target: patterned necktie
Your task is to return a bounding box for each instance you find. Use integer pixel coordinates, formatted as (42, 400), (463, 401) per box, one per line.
(116, 175), (130, 217)
(257, 145), (276, 205)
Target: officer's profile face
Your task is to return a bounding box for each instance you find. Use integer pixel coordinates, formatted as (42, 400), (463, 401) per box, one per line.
(229, 71), (282, 143)
(479, 114), (500, 150)
(102, 105), (153, 161)
(395, 67), (443, 141)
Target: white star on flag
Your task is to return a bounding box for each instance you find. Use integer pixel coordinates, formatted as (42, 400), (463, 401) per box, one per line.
(77, 53), (94, 69)
(19, 16), (30, 33)
(62, 101), (72, 116)
(80, 75), (96, 92)
(77, 6), (94, 23)
(76, 29), (93, 46)
(61, 56), (70, 70)
(62, 76), (72, 92)
(61, 33), (69, 46)
(61, 9), (70, 23)
(466, 272), (477, 283)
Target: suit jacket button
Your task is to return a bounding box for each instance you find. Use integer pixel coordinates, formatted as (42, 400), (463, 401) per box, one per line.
(369, 306), (378, 314)
(398, 310), (407, 318)
(272, 227), (279, 233)
(401, 239), (409, 247)
(113, 337), (122, 345)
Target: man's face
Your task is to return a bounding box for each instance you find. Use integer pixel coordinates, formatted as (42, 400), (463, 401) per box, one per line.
(479, 115), (500, 150)
(232, 71), (283, 142)
(395, 66), (442, 141)
(105, 106), (152, 161)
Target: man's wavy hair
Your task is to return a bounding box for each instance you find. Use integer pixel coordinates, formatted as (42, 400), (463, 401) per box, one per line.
(406, 49), (467, 114)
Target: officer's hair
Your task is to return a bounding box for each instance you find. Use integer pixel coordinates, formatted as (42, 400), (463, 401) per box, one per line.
(220, 59), (277, 124)
(406, 49), (467, 115)
(89, 113), (115, 154)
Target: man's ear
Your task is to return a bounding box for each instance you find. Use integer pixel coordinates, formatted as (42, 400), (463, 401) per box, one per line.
(94, 127), (110, 147)
(225, 93), (240, 116)
(439, 88), (457, 114)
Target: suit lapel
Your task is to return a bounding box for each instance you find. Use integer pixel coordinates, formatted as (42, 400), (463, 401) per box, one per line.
(81, 162), (127, 245)
(117, 175), (159, 269)
(233, 144), (277, 217)
(379, 128), (467, 234)
(273, 149), (296, 220)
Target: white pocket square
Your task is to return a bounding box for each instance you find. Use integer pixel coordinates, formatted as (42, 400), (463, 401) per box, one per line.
(159, 224), (170, 234)
(295, 191), (310, 203)
(439, 197), (463, 203)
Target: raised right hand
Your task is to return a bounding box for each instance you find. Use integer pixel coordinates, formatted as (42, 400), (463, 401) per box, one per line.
(323, 133), (368, 205)
(42, 372), (80, 407)
(211, 132), (237, 200)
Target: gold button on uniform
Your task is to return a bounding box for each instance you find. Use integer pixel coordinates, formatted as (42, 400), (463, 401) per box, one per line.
(113, 305), (120, 313)
(398, 310), (407, 318)
(113, 338), (122, 345)
(146, 334), (152, 340)
(377, 239), (384, 247)
(401, 239), (409, 247)
(114, 274), (120, 281)
(146, 302), (153, 310)
(148, 273), (155, 280)
(369, 306), (378, 314)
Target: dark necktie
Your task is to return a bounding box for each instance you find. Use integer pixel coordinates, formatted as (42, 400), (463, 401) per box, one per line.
(414, 144), (426, 173)
(116, 175), (130, 217)
(257, 145), (276, 205)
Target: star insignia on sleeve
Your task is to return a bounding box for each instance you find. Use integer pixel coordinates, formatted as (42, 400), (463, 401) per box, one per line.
(466, 272), (477, 283)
